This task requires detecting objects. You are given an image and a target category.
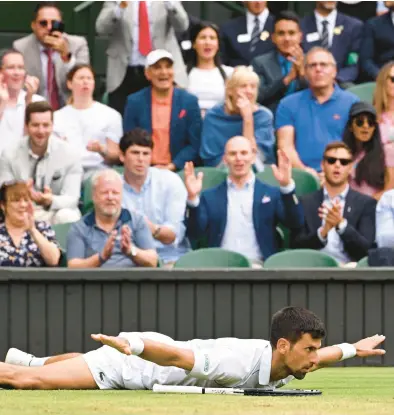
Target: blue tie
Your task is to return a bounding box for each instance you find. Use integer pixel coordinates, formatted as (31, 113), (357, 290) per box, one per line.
(281, 59), (296, 95)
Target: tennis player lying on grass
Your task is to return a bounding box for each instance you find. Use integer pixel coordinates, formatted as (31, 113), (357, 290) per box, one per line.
(0, 306), (385, 390)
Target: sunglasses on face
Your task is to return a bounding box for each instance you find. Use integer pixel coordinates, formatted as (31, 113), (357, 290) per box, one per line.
(388, 76), (394, 83)
(324, 156), (353, 166)
(38, 19), (59, 28)
(353, 115), (376, 127)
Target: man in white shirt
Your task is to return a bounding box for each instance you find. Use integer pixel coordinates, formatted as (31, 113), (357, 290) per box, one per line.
(0, 49), (44, 155)
(1, 306), (385, 390)
(220, 1), (275, 66)
(13, 1), (90, 109)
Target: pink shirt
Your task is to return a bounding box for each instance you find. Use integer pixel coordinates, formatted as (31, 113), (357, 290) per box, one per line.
(349, 113), (394, 197)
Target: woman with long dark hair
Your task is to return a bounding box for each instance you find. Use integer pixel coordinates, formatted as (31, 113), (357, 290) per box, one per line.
(343, 101), (394, 199)
(186, 22), (233, 116)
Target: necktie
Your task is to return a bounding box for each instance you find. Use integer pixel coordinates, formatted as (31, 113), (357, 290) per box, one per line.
(281, 59), (296, 95)
(250, 16), (260, 53)
(139, 1), (152, 56)
(320, 20), (329, 49)
(44, 49), (60, 110)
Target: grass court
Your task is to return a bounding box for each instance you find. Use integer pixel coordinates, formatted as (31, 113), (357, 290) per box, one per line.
(1, 368), (393, 415)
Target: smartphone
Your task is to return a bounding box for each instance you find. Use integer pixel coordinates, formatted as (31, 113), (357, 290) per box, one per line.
(50, 20), (65, 34)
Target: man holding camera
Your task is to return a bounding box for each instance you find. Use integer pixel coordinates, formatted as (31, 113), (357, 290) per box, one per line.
(13, 1), (90, 109)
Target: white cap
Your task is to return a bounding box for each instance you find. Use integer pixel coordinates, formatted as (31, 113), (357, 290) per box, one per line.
(145, 49), (174, 68)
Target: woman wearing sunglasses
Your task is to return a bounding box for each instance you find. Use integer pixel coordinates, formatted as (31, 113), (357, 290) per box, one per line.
(0, 182), (61, 267)
(343, 101), (394, 200)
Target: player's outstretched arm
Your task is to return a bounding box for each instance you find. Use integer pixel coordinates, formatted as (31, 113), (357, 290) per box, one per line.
(309, 334), (386, 372)
(91, 333), (195, 371)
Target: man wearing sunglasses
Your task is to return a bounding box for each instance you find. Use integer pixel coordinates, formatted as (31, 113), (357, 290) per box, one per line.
(290, 141), (376, 265)
(13, 1), (90, 110)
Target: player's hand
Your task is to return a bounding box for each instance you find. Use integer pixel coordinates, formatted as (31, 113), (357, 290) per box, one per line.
(184, 161), (203, 200)
(101, 230), (117, 261)
(91, 334), (132, 355)
(271, 149), (292, 187)
(353, 334), (386, 357)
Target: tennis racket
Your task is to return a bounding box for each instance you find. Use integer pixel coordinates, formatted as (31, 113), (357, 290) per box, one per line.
(152, 384), (322, 396)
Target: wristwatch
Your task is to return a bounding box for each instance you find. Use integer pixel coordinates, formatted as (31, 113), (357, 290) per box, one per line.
(129, 245), (137, 257)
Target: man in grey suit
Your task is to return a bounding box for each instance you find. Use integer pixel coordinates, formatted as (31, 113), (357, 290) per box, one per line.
(13, 2), (90, 110)
(252, 11), (307, 113)
(0, 101), (83, 225)
(96, 0), (189, 114)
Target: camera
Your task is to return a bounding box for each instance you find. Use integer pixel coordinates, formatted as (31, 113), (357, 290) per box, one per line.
(50, 20), (65, 34)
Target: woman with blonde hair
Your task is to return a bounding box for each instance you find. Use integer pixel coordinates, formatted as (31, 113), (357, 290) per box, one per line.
(0, 181), (61, 267)
(200, 66), (275, 168)
(374, 61), (394, 145)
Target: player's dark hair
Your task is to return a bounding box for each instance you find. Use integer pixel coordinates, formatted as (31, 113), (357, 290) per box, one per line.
(33, 2), (62, 20)
(119, 128), (154, 153)
(270, 306), (326, 348)
(274, 11), (301, 30)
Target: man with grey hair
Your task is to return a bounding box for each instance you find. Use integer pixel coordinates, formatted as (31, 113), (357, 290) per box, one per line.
(66, 168), (158, 268)
(275, 46), (359, 179)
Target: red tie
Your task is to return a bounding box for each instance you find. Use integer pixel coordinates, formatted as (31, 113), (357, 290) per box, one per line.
(44, 49), (60, 110)
(138, 1), (152, 56)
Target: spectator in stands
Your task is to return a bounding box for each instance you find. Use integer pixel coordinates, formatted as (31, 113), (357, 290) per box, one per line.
(185, 137), (303, 266)
(291, 141), (376, 264)
(53, 64), (122, 180)
(376, 188), (394, 247)
(13, 2), (89, 110)
(0, 49), (44, 153)
(200, 66), (275, 169)
(276, 47), (359, 178)
(120, 129), (190, 267)
(67, 169), (158, 269)
(220, 1), (275, 66)
(0, 101), (82, 225)
(375, 61), (394, 150)
(186, 22), (233, 116)
(343, 101), (394, 199)
(252, 11), (307, 113)
(0, 181), (61, 267)
(360, 1), (394, 81)
(301, 1), (363, 87)
(123, 50), (202, 171)
(96, 1), (188, 115)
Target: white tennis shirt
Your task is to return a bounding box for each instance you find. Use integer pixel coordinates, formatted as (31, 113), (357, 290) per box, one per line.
(120, 332), (294, 390)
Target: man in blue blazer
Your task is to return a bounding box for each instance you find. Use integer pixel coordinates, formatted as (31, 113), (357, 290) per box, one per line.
(360, 3), (394, 80)
(185, 136), (304, 265)
(123, 49), (202, 171)
(220, 1), (275, 66)
(301, 1), (363, 86)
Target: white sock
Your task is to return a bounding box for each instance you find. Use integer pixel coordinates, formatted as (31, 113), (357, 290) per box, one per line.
(29, 356), (50, 367)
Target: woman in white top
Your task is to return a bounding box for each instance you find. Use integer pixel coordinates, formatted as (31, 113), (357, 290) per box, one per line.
(53, 64), (122, 179)
(186, 22), (233, 116)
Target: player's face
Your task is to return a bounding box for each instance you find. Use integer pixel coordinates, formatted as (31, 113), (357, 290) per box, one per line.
(120, 144), (152, 178)
(322, 148), (353, 187)
(285, 333), (321, 379)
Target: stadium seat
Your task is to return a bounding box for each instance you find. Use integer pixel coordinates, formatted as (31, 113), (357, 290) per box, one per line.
(177, 167), (227, 191)
(263, 249), (340, 268)
(102, 91), (109, 105)
(52, 222), (73, 267)
(174, 248), (252, 268)
(356, 256), (369, 267)
(82, 166), (125, 214)
(256, 166), (320, 197)
(347, 82), (376, 104)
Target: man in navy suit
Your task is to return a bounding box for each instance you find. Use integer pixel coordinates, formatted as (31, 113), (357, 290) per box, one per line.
(123, 49), (202, 171)
(301, 1), (363, 86)
(220, 1), (275, 66)
(185, 136), (304, 266)
(360, 1), (394, 80)
(252, 11), (308, 113)
(291, 141), (376, 264)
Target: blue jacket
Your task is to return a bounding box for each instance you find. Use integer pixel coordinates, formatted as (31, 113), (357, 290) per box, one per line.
(301, 12), (363, 84)
(186, 180), (304, 260)
(220, 14), (275, 66)
(123, 87), (202, 170)
(200, 104), (275, 167)
(360, 12), (394, 80)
